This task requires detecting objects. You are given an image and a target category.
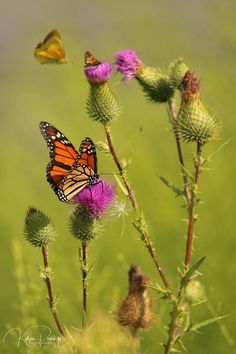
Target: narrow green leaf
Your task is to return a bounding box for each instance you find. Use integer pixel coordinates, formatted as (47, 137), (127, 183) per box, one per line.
(181, 257), (206, 287)
(113, 174), (128, 196)
(189, 315), (228, 333)
(159, 176), (184, 197)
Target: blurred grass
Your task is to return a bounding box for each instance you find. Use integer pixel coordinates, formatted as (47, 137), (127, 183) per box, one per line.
(0, 0), (236, 353)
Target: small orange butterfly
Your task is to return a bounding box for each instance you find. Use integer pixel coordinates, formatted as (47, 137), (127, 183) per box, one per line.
(34, 30), (68, 64)
(84, 51), (101, 66)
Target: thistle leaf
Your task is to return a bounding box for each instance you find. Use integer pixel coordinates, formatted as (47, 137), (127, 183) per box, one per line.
(188, 315), (228, 333)
(181, 257), (206, 287)
(159, 176), (184, 197)
(113, 174), (129, 196)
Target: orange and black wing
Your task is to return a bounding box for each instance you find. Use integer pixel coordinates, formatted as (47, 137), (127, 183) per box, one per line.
(57, 137), (98, 202)
(39, 121), (78, 195)
(58, 164), (96, 202)
(76, 137), (97, 174)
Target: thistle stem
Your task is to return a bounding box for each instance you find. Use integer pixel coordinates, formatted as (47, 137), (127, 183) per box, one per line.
(104, 124), (170, 290)
(164, 141), (202, 353)
(184, 142), (202, 268)
(104, 124), (137, 210)
(41, 246), (65, 337)
(130, 328), (141, 354)
(167, 99), (191, 206)
(81, 241), (88, 328)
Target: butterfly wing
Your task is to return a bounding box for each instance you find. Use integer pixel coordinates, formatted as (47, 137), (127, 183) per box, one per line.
(39, 121), (78, 194)
(58, 164), (96, 202)
(34, 30), (67, 64)
(76, 137), (97, 173)
(58, 137), (98, 202)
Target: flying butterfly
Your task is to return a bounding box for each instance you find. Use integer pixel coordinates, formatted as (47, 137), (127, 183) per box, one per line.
(39, 121), (98, 202)
(34, 30), (68, 64)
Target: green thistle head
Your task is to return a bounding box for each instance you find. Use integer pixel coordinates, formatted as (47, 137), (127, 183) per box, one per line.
(24, 207), (56, 247)
(87, 83), (121, 124)
(136, 66), (174, 103)
(68, 206), (103, 241)
(177, 72), (220, 144)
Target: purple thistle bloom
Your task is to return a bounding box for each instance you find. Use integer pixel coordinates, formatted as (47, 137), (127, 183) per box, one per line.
(115, 49), (142, 81)
(73, 180), (115, 218)
(84, 62), (113, 84)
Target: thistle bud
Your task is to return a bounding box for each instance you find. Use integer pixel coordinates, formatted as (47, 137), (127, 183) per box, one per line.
(24, 207), (56, 247)
(185, 280), (206, 305)
(118, 265), (153, 330)
(68, 206), (103, 241)
(85, 51), (121, 124)
(177, 71), (219, 144)
(169, 58), (189, 89)
(136, 66), (174, 103)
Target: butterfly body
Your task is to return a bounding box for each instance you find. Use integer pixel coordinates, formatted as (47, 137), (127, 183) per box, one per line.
(34, 30), (67, 64)
(40, 122), (98, 202)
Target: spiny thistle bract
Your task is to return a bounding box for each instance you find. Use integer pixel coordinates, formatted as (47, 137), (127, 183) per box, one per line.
(68, 207), (103, 241)
(24, 207), (56, 247)
(169, 58), (189, 89)
(118, 265), (153, 330)
(87, 83), (121, 124)
(177, 71), (219, 144)
(136, 66), (175, 103)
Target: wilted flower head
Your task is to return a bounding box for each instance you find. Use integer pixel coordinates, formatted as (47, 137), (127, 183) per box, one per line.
(118, 265), (153, 330)
(84, 51), (113, 84)
(115, 49), (143, 81)
(73, 180), (115, 218)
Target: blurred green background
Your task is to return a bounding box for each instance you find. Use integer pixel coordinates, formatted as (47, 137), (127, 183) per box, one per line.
(1, 0), (235, 353)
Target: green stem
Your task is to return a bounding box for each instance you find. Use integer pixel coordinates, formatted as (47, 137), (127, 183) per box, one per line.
(104, 124), (170, 291)
(81, 241), (88, 329)
(164, 142), (202, 354)
(184, 142), (202, 268)
(167, 99), (191, 206)
(104, 124), (137, 210)
(41, 246), (65, 337)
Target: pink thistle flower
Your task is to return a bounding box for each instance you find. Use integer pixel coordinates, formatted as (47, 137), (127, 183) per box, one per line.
(115, 49), (143, 81)
(73, 180), (115, 219)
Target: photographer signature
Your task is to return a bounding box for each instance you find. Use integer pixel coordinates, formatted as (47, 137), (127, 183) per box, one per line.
(2, 325), (65, 348)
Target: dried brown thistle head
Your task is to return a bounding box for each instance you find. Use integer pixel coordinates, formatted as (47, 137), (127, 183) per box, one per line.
(118, 265), (153, 331)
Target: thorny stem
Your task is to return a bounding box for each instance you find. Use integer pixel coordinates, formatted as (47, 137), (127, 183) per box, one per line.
(184, 142), (202, 268)
(164, 142), (202, 354)
(41, 246), (65, 337)
(167, 99), (191, 206)
(81, 241), (88, 329)
(104, 124), (170, 290)
(104, 124), (137, 210)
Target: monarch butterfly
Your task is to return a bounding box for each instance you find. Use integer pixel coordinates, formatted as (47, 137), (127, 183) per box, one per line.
(34, 30), (68, 64)
(39, 121), (99, 202)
